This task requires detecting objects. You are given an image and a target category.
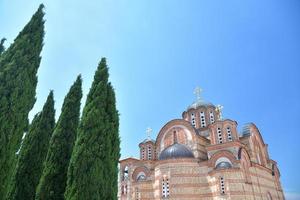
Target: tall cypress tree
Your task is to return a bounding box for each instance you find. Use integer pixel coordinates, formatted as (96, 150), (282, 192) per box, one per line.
(36, 76), (82, 200)
(6, 91), (55, 200)
(107, 82), (120, 200)
(0, 5), (45, 198)
(64, 58), (119, 200)
(0, 38), (5, 55)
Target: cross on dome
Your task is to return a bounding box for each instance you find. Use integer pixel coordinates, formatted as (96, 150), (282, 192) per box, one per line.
(193, 86), (203, 101)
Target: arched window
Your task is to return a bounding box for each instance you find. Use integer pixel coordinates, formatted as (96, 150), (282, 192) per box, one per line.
(215, 157), (232, 169)
(220, 176), (225, 195)
(136, 172), (146, 181)
(162, 177), (170, 198)
(217, 127), (223, 144)
(191, 113), (196, 127)
(210, 111), (215, 123)
(226, 127), (232, 141)
(200, 111), (206, 127)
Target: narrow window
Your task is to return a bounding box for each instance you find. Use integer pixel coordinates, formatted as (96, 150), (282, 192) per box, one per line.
(200, 111), (206, 127)
(142, 147), (145, 160)
(210, 111), (215, 123)
(217, 127), (223, 144)
(122, 185), (127, 195)
(162, 177), (170, 198)
(123, 166), (129, 180)
(121, 185), (124, 195)
(226, 127), (232, 141)
(148, 145), (152, 160)
(220, 177), (225, 194)
(191, 113), (196, 127)
(135, 187), (140, 200)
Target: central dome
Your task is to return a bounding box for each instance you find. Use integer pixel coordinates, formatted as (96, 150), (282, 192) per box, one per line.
(159, 143), (194, 160)
(188, 99), (214, 110)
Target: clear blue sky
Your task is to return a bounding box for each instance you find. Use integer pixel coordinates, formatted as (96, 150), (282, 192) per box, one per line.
(1, 0), (299, 199)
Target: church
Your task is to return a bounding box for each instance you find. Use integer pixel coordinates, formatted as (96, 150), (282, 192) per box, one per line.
(119, 88), (285, 200)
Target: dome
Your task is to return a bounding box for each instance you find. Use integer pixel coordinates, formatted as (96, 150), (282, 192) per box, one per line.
(215, 161), (232, 169)
(187, 100), (214, 110)
(142, 138), (155, 143)
(159, 143), (194, 160)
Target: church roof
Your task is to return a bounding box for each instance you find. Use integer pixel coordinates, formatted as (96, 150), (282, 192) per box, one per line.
(159, 143), (194, 160)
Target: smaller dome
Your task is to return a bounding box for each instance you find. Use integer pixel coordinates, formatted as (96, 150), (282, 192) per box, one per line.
(215, 161), (232, 169)
(142, 138), (155, 143)
(159, 143), (194, 160)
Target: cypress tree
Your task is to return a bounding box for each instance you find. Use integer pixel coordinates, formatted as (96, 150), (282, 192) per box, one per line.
(0, 38), (5, 55)
(64, 58), (119, 200)
(0, 4), (45, 198)
(36, 76), (82, 200)
(106, 83), (120, 200)
(6, 91), (55, 200)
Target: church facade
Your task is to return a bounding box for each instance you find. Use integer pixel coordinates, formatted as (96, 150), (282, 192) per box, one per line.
(119, 88), (285, 200)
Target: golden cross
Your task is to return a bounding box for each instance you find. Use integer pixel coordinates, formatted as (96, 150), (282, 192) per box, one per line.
(215, 105), (224, 120)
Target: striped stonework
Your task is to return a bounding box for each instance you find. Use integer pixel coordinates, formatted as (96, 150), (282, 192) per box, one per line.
(119, 99), (284, 200)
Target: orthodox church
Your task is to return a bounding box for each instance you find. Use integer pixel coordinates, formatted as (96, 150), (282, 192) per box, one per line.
(119, 88), (284, 200)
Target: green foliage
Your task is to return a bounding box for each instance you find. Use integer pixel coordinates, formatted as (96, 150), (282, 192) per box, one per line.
(36, 76), (82, 200)
(106, 82), (120, 200)
(0, 4), (45, 198)
(64, 58), (120, 200)
(6, 91), (55, 200)
(0, 38), (6, 55)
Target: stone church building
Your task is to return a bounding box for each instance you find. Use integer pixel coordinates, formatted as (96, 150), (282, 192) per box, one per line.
(119, 88), (285, 200)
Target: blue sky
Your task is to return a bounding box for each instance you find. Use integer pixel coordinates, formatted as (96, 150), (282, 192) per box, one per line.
(1, 0), (299, 198)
